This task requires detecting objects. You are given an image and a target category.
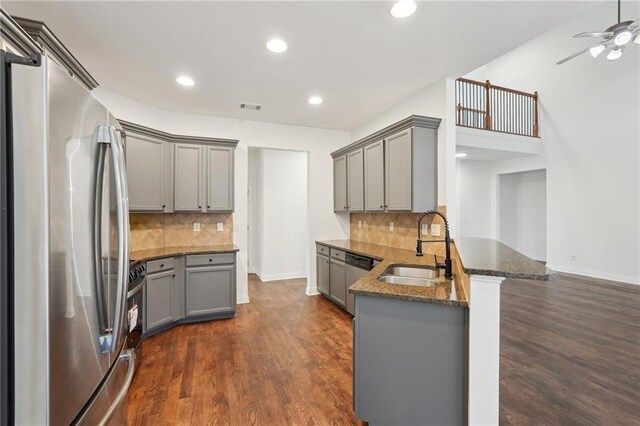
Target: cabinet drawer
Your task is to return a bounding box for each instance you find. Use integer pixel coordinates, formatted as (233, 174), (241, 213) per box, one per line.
(186, 253), (235, 267)
(316, 244), (329, 256)
(331, 248), (346, 262)
(147, 257), (174, 274)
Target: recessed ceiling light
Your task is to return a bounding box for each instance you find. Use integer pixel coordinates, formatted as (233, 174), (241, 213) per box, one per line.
(266, 39), (288, 53)
(390, 1), (417, 18)
(176, 76), (195, 87)
(455, 152), (468, 158)
(308, 96), (323, 105)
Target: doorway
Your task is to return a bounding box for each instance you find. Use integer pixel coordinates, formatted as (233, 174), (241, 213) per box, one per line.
(248, 148), (309, 282)
(498, 169), (547, 262)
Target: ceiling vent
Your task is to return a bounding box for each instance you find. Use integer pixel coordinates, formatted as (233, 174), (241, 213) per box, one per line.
(240, 102), (262, 111)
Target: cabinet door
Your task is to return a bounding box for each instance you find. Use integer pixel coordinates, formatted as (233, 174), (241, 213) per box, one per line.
(333, 155), (348, 212)
(146, 270), (175, 330)
(126, 135), (165, 211)
(206, 146), (234, 211)
(347, 149), (364, 212)
(385, 129), (412, 211)
(185, 265), (235, 317)
(317, 254), (330, 296)
(330, 260), (346, 308)
(174, 144), (202, 211)
(364, 140), (385, 212)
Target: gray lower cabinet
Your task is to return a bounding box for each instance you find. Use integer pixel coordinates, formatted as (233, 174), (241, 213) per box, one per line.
(317, 253), (330, 296)
(185, 264), (236, 317)
(174, 143), (203, 211)
(354, 294), (466, 425)
(329, 259), (347, 307)
(363, 140), (385, 212)
(385, 129), (412, 211)
(206, 146), (234, 212)
(145, 268), (176, 330)
(333, 155), (348, 212)
(347, 149), (364, 212)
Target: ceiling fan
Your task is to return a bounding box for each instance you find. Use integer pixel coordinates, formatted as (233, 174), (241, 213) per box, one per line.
(557, 0), (639, 64)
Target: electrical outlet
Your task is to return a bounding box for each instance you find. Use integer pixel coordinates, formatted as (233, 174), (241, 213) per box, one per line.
(358, 220), (362, 229)
(421, 223), (428, 235)
(430, 224), (441, 237)
(193, 222), (201, 232)
(217, 222), (224, 232)
(389, 222), (394, 231)
(233, 223), (239, 231)
(570, 254), (576, 261)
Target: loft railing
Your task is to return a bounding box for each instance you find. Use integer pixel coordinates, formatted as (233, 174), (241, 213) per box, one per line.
(455, 78), (539, 138)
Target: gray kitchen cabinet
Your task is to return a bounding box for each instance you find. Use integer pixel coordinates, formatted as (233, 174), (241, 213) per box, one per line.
(174, 143), (203, 211)
(385, 129), (412, 211)
(317, 253), (330, 296)
(145, 268), (176, 331)
(363, 140), (385, 212)
(333, 155), (348, 212)
(330, 258), (347, 308)
(347, 149), (364, 212)
(126, 135), (168, 212)
(206, 146), (234, 212)
(185, 264), (235, 317)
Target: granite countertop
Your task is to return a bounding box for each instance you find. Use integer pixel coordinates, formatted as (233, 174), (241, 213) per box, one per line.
(130, 244), (239, 263)
(318, 240), (470, 308)
(455, 238), (557, 280)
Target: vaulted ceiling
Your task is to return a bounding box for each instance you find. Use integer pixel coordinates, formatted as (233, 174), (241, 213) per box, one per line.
(4, 1), (599, 130)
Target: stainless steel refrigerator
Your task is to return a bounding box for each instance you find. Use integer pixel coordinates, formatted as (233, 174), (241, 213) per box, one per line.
(1, 48), (134, 425)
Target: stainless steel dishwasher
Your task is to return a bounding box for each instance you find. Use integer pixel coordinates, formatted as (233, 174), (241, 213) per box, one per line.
(345, 253), (374, 315)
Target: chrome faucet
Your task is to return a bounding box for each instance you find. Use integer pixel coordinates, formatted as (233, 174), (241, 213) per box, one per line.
(416, 210), (453, 280)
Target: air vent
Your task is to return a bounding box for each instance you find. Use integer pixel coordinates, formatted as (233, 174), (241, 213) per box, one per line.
(240, 102), (262, 111)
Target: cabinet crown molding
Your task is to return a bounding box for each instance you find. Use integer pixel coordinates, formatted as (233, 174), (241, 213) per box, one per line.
(11, 15), (99, 90)
(331, 115), (441, 158)
(119, 120), (239, 148)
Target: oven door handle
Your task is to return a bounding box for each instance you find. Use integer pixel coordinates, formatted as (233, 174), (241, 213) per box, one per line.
(127, 279), (145, 298)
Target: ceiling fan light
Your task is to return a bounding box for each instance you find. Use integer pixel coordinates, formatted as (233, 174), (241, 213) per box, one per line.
(589, 44), (606, 57)
(634, 34), (640, 44)
(614, 30), (633, 46)
(607, 47), (623, 61)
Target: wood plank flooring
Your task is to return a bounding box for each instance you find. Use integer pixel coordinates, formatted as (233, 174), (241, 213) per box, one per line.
(126, 273), (640, 425)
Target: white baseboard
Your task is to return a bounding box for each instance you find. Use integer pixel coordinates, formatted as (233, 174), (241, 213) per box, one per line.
(237, 293), (250, 304)
(546, 263), (639, 286)
(306, 286), (320, 296)
(256, 271), (308, 282)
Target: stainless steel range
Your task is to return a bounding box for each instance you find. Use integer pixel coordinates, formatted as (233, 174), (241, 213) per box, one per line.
(127, 262), (145, 361)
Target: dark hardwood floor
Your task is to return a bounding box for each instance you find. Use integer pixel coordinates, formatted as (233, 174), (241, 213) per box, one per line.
(126, 273), (640, 425)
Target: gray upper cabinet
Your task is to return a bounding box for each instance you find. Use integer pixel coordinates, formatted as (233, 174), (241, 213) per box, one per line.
(206, 146), (234, 212)
(330, 116), (440, 214)
(364, 140), (385, 212)
(185, 264), (235, 317)
(146, 269), (175, 331)
(347, 149), (364, 212)
(333, 155), (348, 212)
(126, 135), (167, 212)
(385, 129), (412, 211)
(174, 143), (203, 211)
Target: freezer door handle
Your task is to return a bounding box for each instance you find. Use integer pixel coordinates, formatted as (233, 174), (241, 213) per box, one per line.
(97, 349), (136, 426)
(96, 125), (130, 353)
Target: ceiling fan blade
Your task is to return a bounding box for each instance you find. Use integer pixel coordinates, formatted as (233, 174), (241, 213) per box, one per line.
(556, 46), (591, 65)
(630, 19), (640, 29)
(573, 31), (612, 38)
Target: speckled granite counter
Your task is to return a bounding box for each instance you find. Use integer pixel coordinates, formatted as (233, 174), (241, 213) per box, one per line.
(318, 240), (470, 308)
(455, 238), (557, 280)
(130, 244), (239, 264)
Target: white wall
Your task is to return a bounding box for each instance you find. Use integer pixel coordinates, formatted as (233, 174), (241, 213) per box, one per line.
(248, 149), (262, 274)
(461, 2), (640, 284)
(457, 160), (495, 239)
(95, 88), (351, 301)
(249, 148), (308, 281)
(498, 170), (547, 262)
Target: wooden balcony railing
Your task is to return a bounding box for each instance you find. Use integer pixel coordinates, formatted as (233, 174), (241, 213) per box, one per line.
(455, 78), (539, 138)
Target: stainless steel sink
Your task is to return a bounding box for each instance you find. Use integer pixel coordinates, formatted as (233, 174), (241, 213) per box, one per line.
(378, 266), (440, 287)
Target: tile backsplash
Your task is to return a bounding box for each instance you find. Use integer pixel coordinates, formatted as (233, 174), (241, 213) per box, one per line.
(350, 206), (447, 251)
(130, 213), (233, 251)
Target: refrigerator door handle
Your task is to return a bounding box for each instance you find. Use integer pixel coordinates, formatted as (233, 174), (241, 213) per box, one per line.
(94, 141), (110, 352)
(96, 126), (129, 353)
(97, 349), (136, 426)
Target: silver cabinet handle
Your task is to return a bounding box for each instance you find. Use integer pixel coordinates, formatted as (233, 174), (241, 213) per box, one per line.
(97, 349), (136, 426)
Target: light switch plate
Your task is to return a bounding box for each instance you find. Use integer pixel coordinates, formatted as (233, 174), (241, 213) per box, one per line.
(430, 224), (441, 237)
(421, 224), (428, 235)
(389, 222), (394, 231)
(217, 222), (224, 232)
(233, 224), (239, 231)
(193, 222), (201, 232)
(358, 220), (362, 229)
